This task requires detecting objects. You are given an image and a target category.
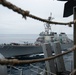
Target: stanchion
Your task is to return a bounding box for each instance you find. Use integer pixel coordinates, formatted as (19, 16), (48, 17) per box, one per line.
(42, 43), (56, 75)
(73, 6), (76, 69)
(52, 41), (66, 73)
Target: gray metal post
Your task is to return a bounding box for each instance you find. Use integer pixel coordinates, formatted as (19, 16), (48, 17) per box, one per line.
(73, 6), (76, 69)
(42, 43), (56, 75)
(52, 41), (66, 72)
(20, 69), (23, 75)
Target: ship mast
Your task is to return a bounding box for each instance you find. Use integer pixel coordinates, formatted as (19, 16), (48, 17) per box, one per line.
(44, 13), (54, 35)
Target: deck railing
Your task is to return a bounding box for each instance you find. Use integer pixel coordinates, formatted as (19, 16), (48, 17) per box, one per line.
(0, 0), (76, 74)
(0, 45), (75, 65)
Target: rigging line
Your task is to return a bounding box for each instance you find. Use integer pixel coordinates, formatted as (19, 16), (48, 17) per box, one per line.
(30, 69), (55, 75)
(0, 0), (75, 26)
(0, 45), (76, 65)
(30, 69), (46, 75)
(30, 64), (56, 75)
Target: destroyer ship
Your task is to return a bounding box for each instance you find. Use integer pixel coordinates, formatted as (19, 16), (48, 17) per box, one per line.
(0, 10), (74, 75)
(0, 16), (73, 58)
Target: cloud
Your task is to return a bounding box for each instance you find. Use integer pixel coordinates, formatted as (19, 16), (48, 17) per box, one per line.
(0, 0), (73, 34)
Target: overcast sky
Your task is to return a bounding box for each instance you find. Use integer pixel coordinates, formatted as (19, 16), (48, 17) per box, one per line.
(0, 0), (73, 34)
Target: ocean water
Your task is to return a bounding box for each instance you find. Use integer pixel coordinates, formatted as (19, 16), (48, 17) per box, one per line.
(0, 34), (39, 44)
(0, 34), (73, 44)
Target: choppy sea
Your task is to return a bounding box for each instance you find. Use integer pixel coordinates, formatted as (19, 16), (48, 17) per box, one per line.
(0, 34), (73, 44)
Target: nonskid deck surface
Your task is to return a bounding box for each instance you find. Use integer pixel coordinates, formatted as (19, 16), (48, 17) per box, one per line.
(7, 62), (45, 75)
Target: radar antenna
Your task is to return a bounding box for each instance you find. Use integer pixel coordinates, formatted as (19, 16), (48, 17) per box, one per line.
(44, 13), (54, 34)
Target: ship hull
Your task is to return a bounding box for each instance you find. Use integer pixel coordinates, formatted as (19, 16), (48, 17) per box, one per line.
(0, 45), (43, 58)
(0, 42), (73, 58)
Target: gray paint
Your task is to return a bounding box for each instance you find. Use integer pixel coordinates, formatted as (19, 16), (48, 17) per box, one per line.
(0, 53), (7, 75)
(42, 43), (56, 75)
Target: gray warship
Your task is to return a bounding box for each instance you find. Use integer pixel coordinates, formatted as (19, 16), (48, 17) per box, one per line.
(0, 16), (73, 58)
(0, 32), (73, 57)
(0, 15), (74, 75)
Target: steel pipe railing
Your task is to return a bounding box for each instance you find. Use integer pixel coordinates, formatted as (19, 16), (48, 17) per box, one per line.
(0, 45), (75, 65)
